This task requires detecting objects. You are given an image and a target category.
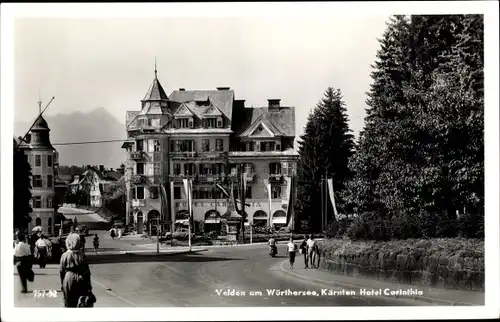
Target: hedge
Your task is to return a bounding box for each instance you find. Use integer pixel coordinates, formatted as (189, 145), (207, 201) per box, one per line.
(316, 238), (484, 292)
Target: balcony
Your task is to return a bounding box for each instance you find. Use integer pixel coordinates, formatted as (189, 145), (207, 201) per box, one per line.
(130, 174), (146, 185)
(268, 174), (283, 184)
(132, 199), (145, 207)
(196, 174), (224, 183)
(130, 151), (145, 161)
(245, 172), (256, 183)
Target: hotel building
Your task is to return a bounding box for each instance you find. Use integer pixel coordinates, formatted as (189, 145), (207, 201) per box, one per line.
(122, 70), (299, 234)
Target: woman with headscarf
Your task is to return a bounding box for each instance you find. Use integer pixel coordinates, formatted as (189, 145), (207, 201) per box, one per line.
(13, 232), (34, 293)
(59, 233), (96, 307)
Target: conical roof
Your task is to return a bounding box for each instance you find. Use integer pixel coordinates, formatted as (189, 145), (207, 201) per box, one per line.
(142, 73), (169, 102)
(31, 115), (50, 131)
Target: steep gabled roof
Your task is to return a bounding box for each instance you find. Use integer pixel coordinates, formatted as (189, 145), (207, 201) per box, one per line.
(169, 89), (234, 120)
(234, 106), (295, 137)
(142, 74), (169, 102)
(173, 102), (196, 117)
(201, 100), (224, 118)
(240, 114), (283, 137)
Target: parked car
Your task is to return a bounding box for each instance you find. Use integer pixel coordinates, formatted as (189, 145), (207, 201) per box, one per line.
(163, 228), (194, 241)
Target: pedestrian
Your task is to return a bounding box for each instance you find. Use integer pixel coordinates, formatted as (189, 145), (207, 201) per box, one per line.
(300, 235), (309, 269)
(35, 234), (49, 268)
(307, 234), (317, 268)
(286, 237), (298, 269)
(59, 233), (96, 308)
(13, 232), (34, 293)
(80, 234), (86, 253)
(110, 228), (116, 240)
(93, 234), (99, 253)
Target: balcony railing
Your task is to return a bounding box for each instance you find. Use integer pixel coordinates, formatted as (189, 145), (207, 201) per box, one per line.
(130, 174), (146, 185)
(130, 151), (145, 161)
(245, 172), (256, 183)
(132, 199), (145, 207)
(268, 174), (283, 184)
(196, 174), (224, 183)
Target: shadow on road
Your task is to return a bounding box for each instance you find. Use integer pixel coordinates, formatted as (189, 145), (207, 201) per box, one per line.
(86, 252), (244, 265)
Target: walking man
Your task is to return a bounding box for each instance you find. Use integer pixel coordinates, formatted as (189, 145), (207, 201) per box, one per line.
(14, 232), (34, 293)
(286, 237), (298, 269)
(300, 235), (309, 268)
(306, 234), (317, 268)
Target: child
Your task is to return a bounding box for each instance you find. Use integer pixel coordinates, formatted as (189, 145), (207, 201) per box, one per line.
(93, 234), (99, 253)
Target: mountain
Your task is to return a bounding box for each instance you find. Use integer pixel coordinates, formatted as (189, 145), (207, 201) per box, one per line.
(15, 108), (127, 168)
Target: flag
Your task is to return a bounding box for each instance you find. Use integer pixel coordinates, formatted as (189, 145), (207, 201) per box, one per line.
(327, 179), (339, 221)
(159, 183), (169, 225)
(182, 178), (192, 218)
(215, 182), (250, 207)
(263, 179), (272, 226)
(170, 181), (175, 226)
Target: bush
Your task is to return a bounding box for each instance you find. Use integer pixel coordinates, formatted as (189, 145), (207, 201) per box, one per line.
(345, 212), (391, 241)
(207, 231), (218, 239)
(458, 212), (484, 238)
(254, 226), (274, 234)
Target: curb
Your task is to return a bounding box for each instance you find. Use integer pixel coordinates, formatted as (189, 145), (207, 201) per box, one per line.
(136, 238), (320, 250)
(278, 261), (477, 306)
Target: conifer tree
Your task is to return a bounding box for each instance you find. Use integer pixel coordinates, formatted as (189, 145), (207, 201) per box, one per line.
(13, 146), (33, 231)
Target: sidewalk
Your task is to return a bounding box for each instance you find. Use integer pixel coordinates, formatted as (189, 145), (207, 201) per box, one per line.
(14, 265), (132, 307)
(278, 260), (484, 306)
(134, 238), (313, 250)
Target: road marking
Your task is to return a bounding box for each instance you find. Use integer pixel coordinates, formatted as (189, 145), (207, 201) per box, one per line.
(92, 278), (136, 307)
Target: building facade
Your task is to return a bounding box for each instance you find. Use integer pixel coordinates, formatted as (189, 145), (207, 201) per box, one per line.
(22, 116), (58, 235)
(122, 70), (299, 233)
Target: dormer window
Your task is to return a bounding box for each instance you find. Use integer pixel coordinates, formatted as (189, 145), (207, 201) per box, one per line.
(149, 118), (160, 127)
(176, 118), (190, 129)
(188, 118), (194, 128)
(204, 118), (217, 128)
(138, 118), (148, 127)
(217, 117), (223, 128)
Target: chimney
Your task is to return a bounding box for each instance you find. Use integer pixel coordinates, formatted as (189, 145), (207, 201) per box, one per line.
(268, 99), (281, 109)
(217, 87), (230, 91)
(99, 165), (104, 172)
(179, 88), (185, 91)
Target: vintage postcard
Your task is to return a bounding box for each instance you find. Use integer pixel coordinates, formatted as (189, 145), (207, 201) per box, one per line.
(1, 1), (498, 321)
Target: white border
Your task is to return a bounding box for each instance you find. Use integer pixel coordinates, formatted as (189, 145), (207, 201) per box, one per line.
(1, 2), (499, 321)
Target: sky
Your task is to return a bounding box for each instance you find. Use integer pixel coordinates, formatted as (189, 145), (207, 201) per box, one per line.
(14, 16), (389, 143)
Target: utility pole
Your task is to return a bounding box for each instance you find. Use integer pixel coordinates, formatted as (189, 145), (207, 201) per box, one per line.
(320, 174), (324, 233)
(325, 170), (328, 230)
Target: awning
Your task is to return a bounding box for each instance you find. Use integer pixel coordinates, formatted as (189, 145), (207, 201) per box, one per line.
(272, 216), (287, 225)
(204, 218), (221, 224)
(175, 219), (189, 223)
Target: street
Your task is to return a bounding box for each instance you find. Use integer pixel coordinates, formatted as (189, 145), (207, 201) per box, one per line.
(15, 231), (431, 307)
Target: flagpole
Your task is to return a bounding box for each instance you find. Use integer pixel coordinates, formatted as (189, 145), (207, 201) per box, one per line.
(188, 178), (192, 252)
(325, 171), (328, 230)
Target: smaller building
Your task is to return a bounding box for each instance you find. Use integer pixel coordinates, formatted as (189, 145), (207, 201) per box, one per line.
(68, 165), (123, 207)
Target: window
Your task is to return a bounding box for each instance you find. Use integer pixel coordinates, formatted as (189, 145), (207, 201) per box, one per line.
(47, 196), (53, 208)
(33, 196), (42, 208)
(136, 139), (144, 151)
(260, 141), (275, 152)
(149, 186), (159, 199)
(47, 175), (53, 188)
(154, 163), (161, 176)
(215, 139), (223, 152)
(269, 163), (281, 175)
(136, 163), (145, 175)
(175, 140), (194, 152)
(245, 142), (255, 152)
(135, 187), (145, 200)
(33, 175), (43, 188)
(154, 140), (160, 152)
(202, 139), (210, 152)
(47, 155), (53, 167)
(176, 118), (189, 128)
(188, 119), (193, 128)
(148, 140), (155, 153)
(173, 163), (181, 175)
(276, 144), (281, 151)
(271, 186), (281, 199)
(244, 163), (253, 174)
(205, 118), (217, 128)
(149, 118), (160, 127)
(35, 155), (41, 167)
(138, 118), (148, 127)
(174, 187), (181, 199)
(217, 118), (223, 128)
(184, 163), (195, 176)
(245, 186), (252, 199)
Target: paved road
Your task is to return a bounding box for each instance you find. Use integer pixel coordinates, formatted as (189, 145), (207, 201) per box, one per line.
(81, 245), (426, 307)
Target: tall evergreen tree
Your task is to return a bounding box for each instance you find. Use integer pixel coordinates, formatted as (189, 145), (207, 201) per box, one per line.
(13, 146), (33, 231)
(297, 88), (354, 232)
(346, 15), (484, 240)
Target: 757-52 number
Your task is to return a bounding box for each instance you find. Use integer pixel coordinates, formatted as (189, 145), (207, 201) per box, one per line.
(33, 290), (58, 298)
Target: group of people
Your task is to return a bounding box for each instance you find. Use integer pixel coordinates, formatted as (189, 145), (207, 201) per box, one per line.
(14, 231), (97, 307)
(284, 235), (319, 269)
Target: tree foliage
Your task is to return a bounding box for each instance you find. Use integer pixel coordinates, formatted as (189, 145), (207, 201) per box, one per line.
(296, 88), (355, 232)
(14, 148), (33, 231)
(345, 15), (484, 240)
